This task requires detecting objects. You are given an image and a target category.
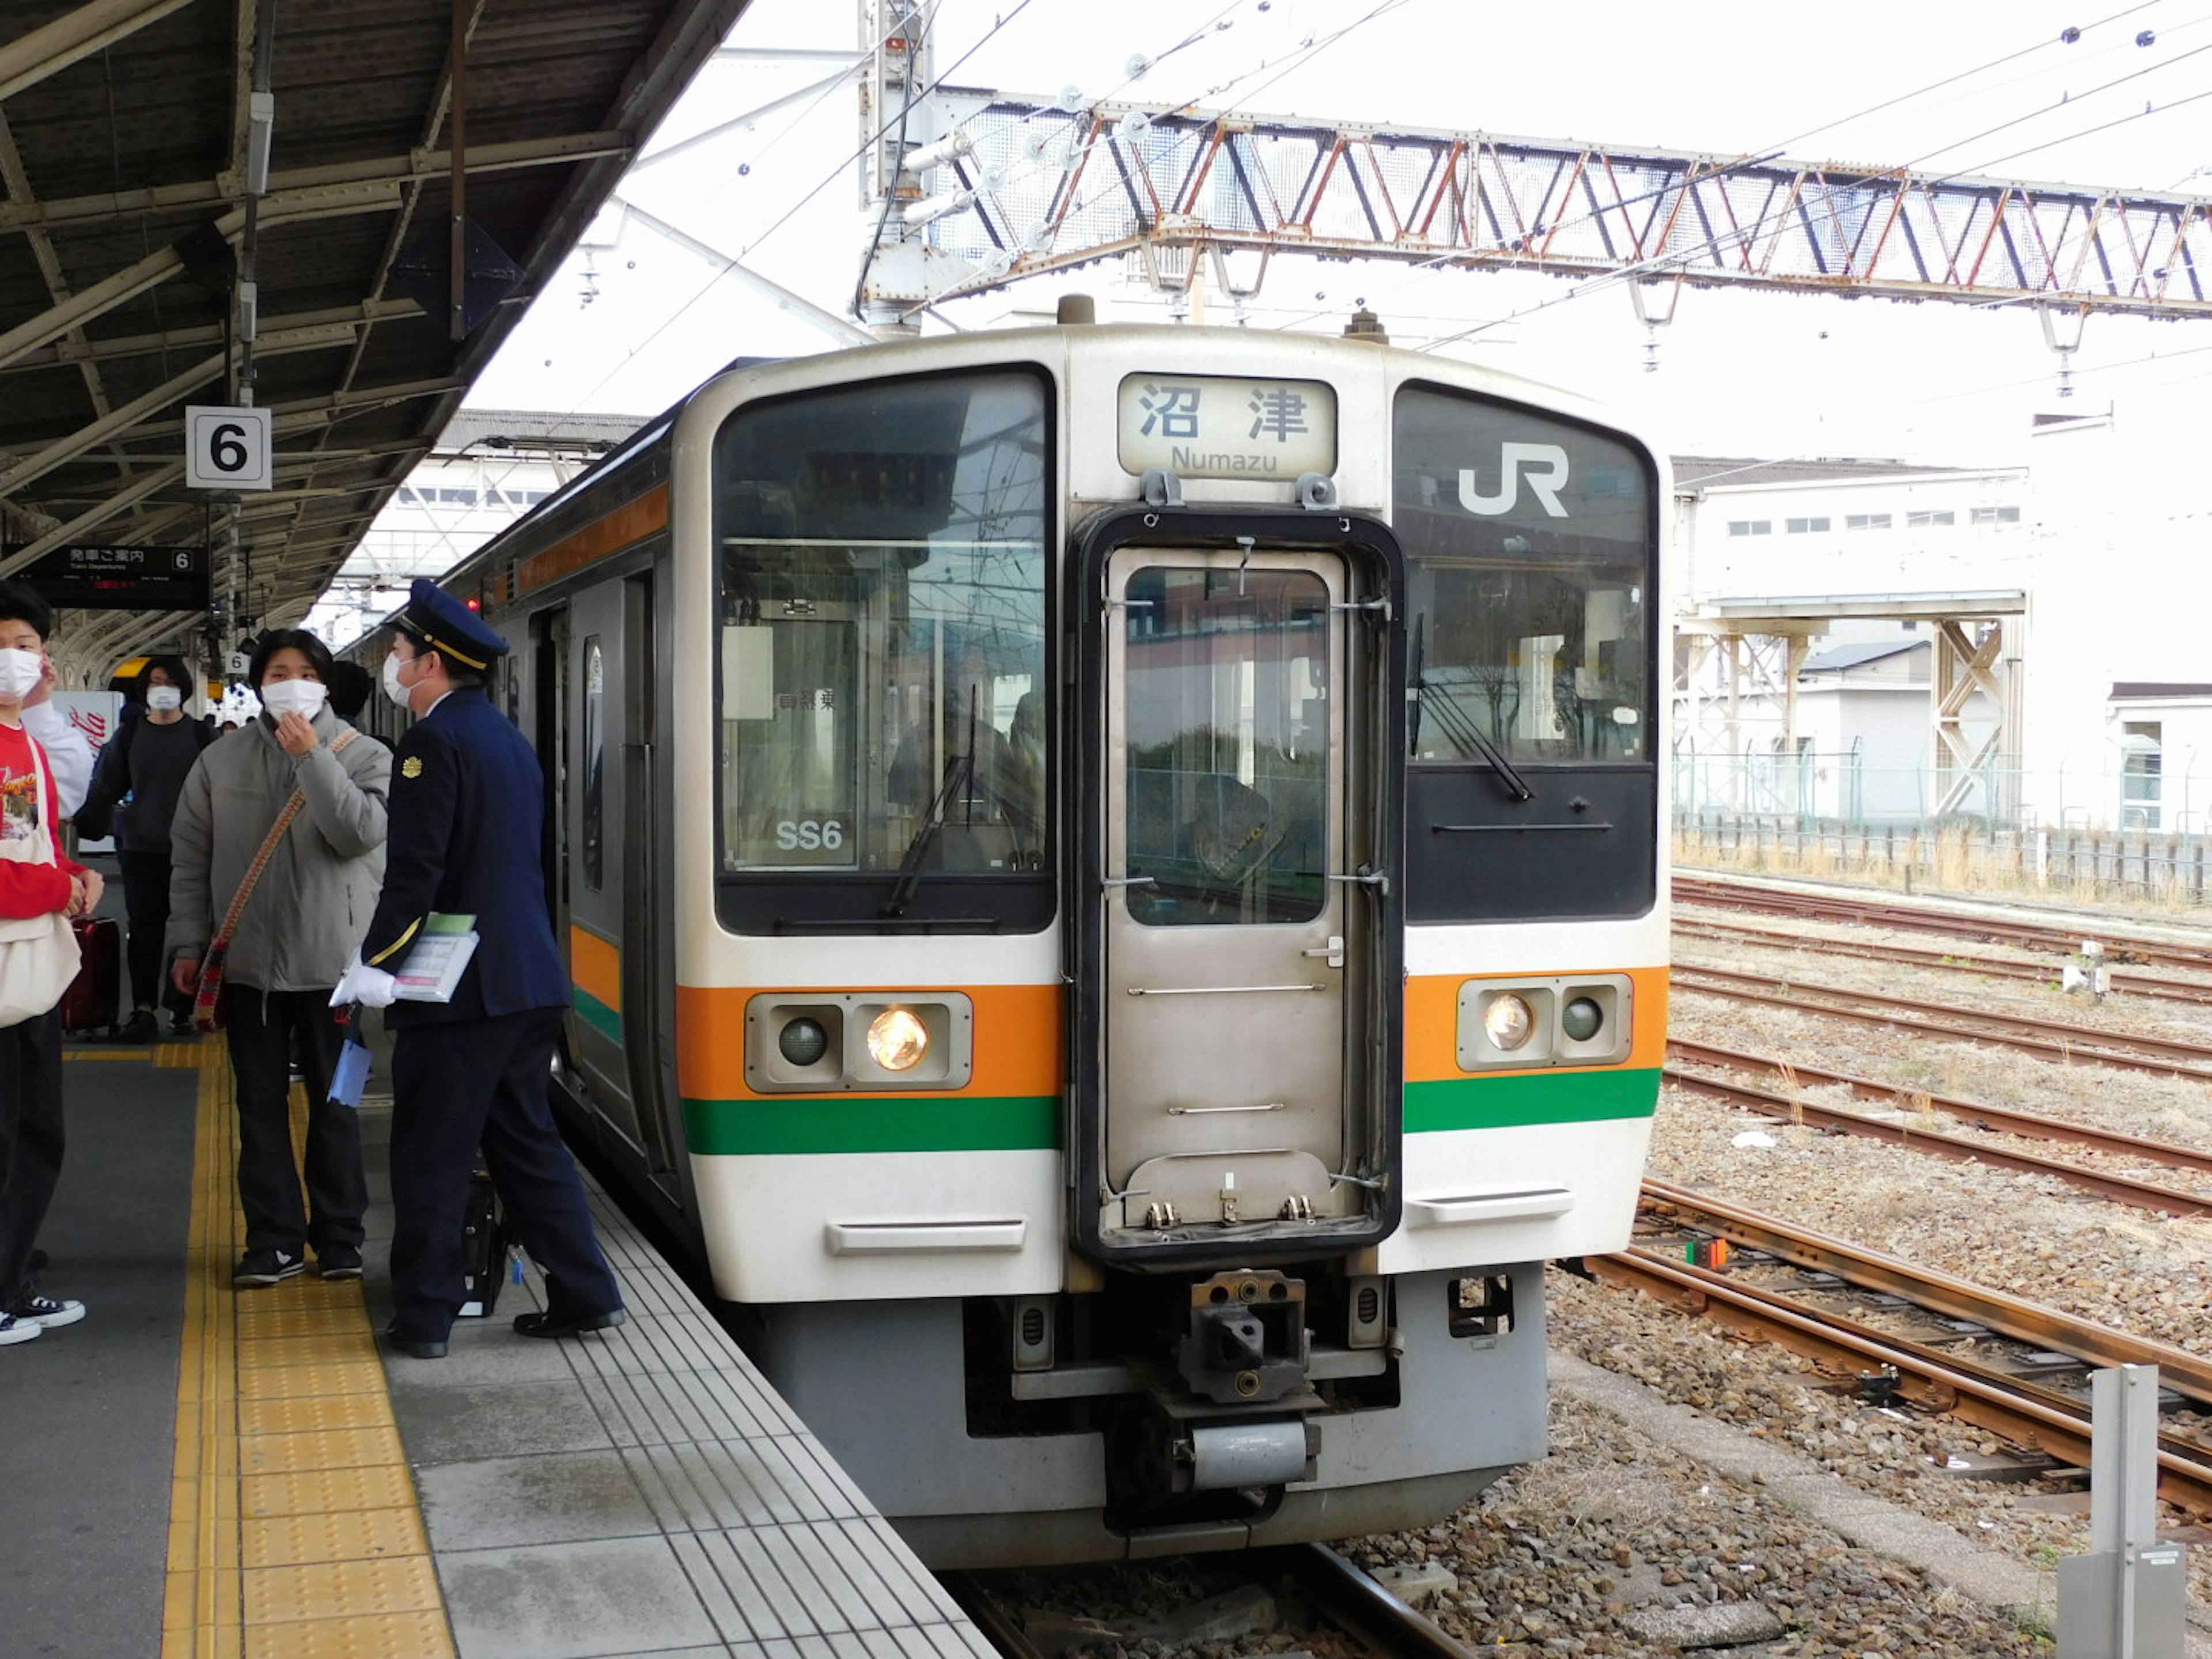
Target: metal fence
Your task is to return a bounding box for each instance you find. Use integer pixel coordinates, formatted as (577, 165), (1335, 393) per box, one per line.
(1672, 749), (2206, 838)
(1673, 810), (2212, 907)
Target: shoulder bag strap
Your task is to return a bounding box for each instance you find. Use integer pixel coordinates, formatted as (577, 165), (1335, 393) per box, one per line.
(208, 728), (363, 949)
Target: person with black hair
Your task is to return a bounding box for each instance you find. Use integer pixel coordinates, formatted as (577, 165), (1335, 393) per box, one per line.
(0, 584), (94, 821)
(0, 578), (100, 1344)
(322, 661), (385, 743)
(166, 628), (392, 1287)
(78, 656), (211, 1040)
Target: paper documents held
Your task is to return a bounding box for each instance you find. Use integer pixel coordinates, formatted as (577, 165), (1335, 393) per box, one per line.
(394, 912), (479, 1003)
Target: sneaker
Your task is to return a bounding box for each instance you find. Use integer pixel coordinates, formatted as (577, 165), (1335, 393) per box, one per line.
(10, 1293), (84, 1330)
(233, 1249), (306, 1287)
(113, 1008), (158, 1043)
(316, 1244), (363, 1280)
(0, 1313), (40, 1347)
(168, 1013), (196, 1037)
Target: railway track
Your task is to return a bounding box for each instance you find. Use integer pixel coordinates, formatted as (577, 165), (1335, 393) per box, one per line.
(1673, 874), (2212, 975)
(1593, 1181), (2212, 1516)
(1675, 914), (2212, 1009)
(945, 1543), (1478, 1659)
(1663, 1040), (2212, 1216)
(1672, 963), (2212, 1082)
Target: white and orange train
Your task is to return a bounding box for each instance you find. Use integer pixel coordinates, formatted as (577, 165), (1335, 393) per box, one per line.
(372, 311), (1668, 1566)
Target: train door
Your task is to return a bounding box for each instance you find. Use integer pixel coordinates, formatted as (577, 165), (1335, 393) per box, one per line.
(1078, 524), (1404, 1261)
(562, 575), (680, 1190)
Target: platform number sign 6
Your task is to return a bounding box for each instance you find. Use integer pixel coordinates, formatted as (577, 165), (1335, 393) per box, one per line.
(184, 404), (274, 491)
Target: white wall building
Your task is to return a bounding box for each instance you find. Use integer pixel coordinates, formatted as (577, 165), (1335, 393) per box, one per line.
(1671, 406), (2212, 834)
(1672, 456), (2025, 824)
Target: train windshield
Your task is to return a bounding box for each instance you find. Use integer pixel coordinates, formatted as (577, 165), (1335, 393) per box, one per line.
(711, 370), (1051, 916)
(1392, 385), (1654, 766)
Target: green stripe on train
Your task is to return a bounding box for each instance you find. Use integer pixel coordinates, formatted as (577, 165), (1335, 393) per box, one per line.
(683, 1094), (1061, 1155)
(679, 1070), (1658, 1155)
(571, 986), (622, 1044)
(1404, 1067), (1661, 1132)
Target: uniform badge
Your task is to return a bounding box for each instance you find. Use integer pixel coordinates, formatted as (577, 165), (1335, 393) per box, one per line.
(402, 756), (424, 779)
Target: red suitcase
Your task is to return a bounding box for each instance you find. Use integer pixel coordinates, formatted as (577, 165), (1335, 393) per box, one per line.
(59, 916), (120, 1037)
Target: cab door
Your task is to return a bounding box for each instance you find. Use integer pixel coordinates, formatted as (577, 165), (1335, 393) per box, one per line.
(1076, 521), (1403, 1263)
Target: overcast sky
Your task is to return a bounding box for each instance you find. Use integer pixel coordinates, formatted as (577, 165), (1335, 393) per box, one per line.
(465, 0), (2212, 466)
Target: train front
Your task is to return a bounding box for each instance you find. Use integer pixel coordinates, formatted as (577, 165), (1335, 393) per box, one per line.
(672, 325), (1665, 1566)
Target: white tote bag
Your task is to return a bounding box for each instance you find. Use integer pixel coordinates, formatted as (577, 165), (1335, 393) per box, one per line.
(0, 741), (81, 1028)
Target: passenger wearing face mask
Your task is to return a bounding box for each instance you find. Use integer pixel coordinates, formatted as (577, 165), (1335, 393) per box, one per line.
(78, 656), (215, 1040)
(166, 630), (392, 1288)
(0, 579), (100, 1346)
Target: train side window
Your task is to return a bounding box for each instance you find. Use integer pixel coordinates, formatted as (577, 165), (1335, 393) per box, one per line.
(582, 636), (605, 891)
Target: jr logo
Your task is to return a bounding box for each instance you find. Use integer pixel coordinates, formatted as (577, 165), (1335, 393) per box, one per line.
(1458, 443), (1570, 518)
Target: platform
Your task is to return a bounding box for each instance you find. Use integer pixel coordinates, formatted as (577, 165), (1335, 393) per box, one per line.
(5, 1020), (992, 1659)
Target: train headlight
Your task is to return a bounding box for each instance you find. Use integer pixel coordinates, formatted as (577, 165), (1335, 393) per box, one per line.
(1561, 997), (1603, 1043)
(779, 1017), (830, 1067)
(865, 1007), (930, 1071)
(747, 992), (973, 1091)
(1483, 994), (1535, 1051)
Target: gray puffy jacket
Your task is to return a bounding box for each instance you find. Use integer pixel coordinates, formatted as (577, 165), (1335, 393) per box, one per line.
(166, 712), (391, 991)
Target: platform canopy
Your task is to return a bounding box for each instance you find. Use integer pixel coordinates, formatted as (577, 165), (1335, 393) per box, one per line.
(0, 0), (751, 674)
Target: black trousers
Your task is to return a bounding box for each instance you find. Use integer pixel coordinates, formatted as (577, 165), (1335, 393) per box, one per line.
(0, 1007), (63, 1306)
(387, 1007), (620, 1341)
(116, 850), (185, 1015)
(221, 983), (366, 1255)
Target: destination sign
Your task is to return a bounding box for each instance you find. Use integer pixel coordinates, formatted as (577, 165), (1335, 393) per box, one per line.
(1117, 374), (1336, 482)
(15, 543), (209, 612)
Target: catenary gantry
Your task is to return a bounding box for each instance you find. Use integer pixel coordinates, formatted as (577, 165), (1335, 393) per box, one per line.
(897, 97), (2212, 321)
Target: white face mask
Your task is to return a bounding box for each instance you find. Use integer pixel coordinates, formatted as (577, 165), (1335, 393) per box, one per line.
(146, 685), (184, 713)
(0, 648), (43, 703)
(259, 679), (327, 721)
(382, 653), (414, 709)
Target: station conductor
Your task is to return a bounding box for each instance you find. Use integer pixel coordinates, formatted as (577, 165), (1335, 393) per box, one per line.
(341, 579), (624, 1359)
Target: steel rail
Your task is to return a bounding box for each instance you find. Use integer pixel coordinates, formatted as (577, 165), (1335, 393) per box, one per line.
(1672, 965), (2212, 1082)
(946, 1545), (1483, 1659)
(1673, 877), (2212, 974)
(1667, 1039), (2212, 1179)
(1661, 1061), (2212, 1218)
(1586, 1249), (2212, 1517)
(1638, 1178), (2212, 1407)
(1262, 1543), (1484, 1659)
(1675, 917), (2212, 1009)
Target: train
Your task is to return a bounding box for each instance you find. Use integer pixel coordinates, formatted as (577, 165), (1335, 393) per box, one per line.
(345, 305), (1669, 1567)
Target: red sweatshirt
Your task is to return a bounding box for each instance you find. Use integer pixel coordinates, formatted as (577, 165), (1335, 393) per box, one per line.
(0, 719), (86, 919)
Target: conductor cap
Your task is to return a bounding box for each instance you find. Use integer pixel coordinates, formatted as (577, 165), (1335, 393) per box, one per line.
(399, 578), (506, 671)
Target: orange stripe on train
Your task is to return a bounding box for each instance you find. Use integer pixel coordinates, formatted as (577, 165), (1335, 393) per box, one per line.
(516, 483), (671, 595)
(568, 925), (622, 1014)
(1403, 966), (1669, 1085)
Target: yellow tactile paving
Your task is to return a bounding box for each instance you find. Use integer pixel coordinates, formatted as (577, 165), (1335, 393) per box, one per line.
(242, 1608), (456, 1659)
(234, 1328), (384, 1368)
(160, 1048), (457, 1659)
(236, 1393), (400, 1436)
(241, 1556), (444, 1624)
(237, 1426), (406, 1476)
(241, 1505), (429, 1570)
(239, 1463), (419, 1521)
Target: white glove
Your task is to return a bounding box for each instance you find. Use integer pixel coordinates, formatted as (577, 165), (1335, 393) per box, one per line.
(331, 953), (400, 1009)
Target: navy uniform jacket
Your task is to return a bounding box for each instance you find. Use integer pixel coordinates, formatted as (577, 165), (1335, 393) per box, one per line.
(361, 687), (566, 1025)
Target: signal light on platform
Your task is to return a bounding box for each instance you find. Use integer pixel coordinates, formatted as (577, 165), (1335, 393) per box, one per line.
(465, 596), (480, 611)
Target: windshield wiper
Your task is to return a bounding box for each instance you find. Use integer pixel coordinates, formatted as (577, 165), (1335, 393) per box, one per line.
(882, 686), (979, 917)
(1410, 615), (1534, 802)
